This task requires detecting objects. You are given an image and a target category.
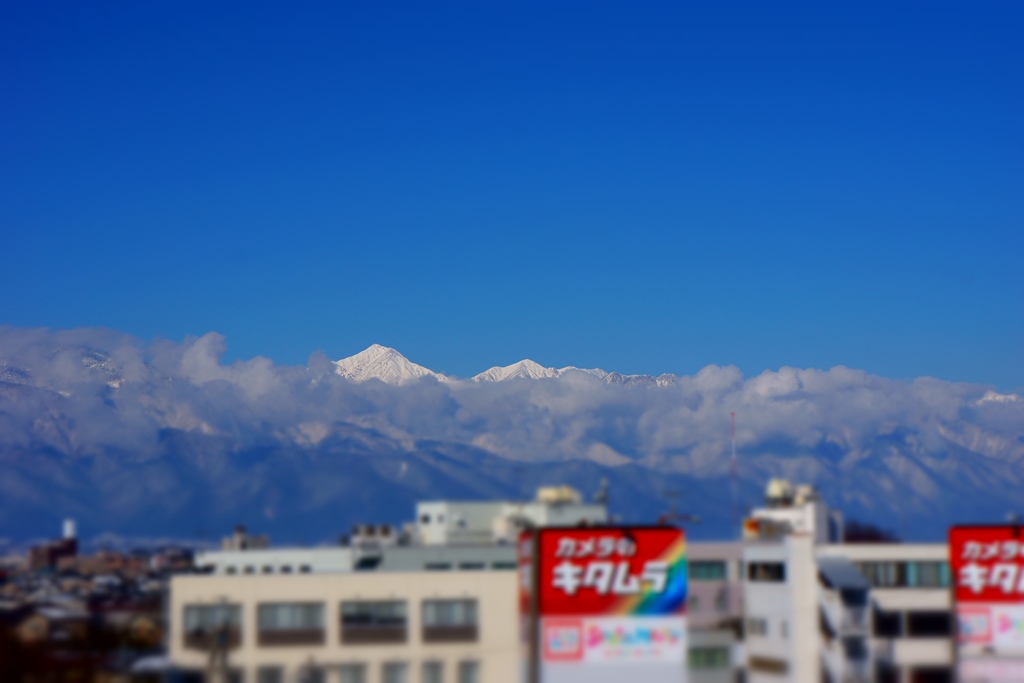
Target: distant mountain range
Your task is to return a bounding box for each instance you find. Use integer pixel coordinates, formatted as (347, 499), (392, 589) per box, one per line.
(333, 344), (678, 386)
(0, 328), (1022, 545)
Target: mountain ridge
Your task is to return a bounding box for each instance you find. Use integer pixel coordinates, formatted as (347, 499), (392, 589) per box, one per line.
(334, 345), (679, 386)
(0, 328), (1022, 542)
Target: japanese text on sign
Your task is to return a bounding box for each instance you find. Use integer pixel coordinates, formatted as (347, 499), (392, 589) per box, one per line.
(950, 526), (1024, 605)
(552, 560), (668, 596)
(959, 563), (1024, 595)
(555, 535), (637, 559)
(961, 541), (1024, 561)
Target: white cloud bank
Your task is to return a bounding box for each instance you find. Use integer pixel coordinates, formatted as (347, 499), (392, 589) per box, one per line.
(0, 326), (1021, 538)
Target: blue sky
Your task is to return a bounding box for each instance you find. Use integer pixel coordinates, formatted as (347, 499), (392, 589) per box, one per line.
(2, 2), (1022, 388)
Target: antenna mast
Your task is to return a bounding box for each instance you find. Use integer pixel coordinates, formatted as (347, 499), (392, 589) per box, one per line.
(730, 412), (739, 537)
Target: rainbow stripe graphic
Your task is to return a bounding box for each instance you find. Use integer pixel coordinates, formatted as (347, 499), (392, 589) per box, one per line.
(610, 535), (688, 615)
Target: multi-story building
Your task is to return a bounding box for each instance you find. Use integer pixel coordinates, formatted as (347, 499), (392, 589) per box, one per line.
(833, 543), (953, 683)
(27, 519), (79, 571)
(686, 542), (746, 683)
(740, 481), (954, 683)
(169, 570), (514, 683)
(172, 487), (747, 683)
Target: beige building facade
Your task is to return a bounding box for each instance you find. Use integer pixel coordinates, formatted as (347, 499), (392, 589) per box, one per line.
(169, 571), (519, 683)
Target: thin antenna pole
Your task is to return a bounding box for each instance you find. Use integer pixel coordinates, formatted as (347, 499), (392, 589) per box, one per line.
(730, 412), (738, 537)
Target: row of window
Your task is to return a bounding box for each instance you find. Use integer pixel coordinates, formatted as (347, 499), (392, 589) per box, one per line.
(184, 599), (479, 647)
(689, 560), (729, 581)
(255, 661), (481, 683)
(743, 560), (951, 587)
(873, 610), (953, 638)
(226, 565), (313, 575)
(223, 561), (520, 574)
(751, 610), (953, 640)
(424, 562), (517, 571)
(688, 646), (730, 669)
(853, 561), (951, 589)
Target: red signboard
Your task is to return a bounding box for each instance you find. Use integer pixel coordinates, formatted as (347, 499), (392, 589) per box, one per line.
(531, 527), (687, 617)
(949, 526), (1024, 605)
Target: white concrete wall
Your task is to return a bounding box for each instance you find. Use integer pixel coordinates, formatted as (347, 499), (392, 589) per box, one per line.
(743, 537), (819, 683)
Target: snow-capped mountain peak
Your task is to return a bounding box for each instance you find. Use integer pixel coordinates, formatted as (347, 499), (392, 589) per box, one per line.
(334, 344), (444, 384)
(473, 359), (560, 382)
(557, 366), (609, 380)
(977, 390), (1022, 406)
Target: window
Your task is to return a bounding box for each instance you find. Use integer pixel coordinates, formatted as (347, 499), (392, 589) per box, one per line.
(859, 561), (950, 589)
(257, 603), (325, 645)
(492, 561), (517, 570)
(688, 595), (700, 612)
(747, 618), (768, 636)
(841, 588), (868, 608)
(382, 662), (408, 683)
(458, 562), (485, 570)
(909, 562), (949, 588)
(340, 601), (407, 644)
(748, 562), (785, 582)
(873, 609), (903, 637)
(299, 669), (325, 683)
(906, 611), (952, 637)
(856, 561), (927, 588)
(226, 566), (237, 575)
(425, 563), (452, 571)
(257, 668), (283, 683)
(748, 657), (787, 674)
(300, 565), (312, 573)
(714, 587), (730, 613)
(421, 514), (431, 524)
(280, 565), (292, 574)
(423, 599), (479, 642)
(457, 661), (480, 683)
(244, 566), (255, 574)
(690, 560), (728, 581)
(422, 662), (443, 683)
(842, 637), (868, 660)
(182, 604), (241, 650)
(339, 664), (366, 683)
(689, 646), (730, 669)
(908, 667), (953, 683)
(262, 565), (273, 574)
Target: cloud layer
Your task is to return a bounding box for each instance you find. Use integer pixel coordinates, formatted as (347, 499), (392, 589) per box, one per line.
(0, 326), (1021, 541)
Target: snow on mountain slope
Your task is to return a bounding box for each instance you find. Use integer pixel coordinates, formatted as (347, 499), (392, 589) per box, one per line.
(603, 371), (679, 387)
(558, 366), (609, 380)
(333, 344), (676, 385)
(473, 359), (561, 382)
(473, 360), (674, 386)
(334, 344), (445, 384)
(976, 390), (1021, 406)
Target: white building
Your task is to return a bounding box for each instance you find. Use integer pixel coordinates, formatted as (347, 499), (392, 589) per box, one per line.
(195, 487), (606, 576)
(740, 481), (954, 683)
(416, 486), (608, 546)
